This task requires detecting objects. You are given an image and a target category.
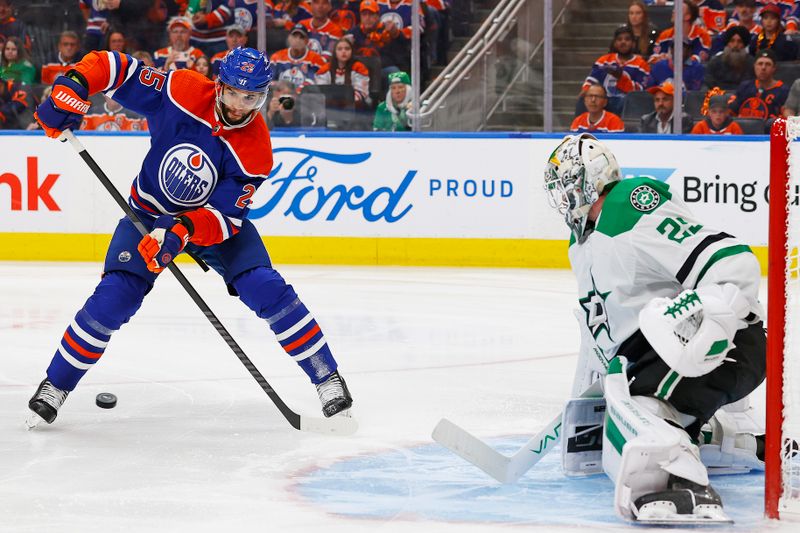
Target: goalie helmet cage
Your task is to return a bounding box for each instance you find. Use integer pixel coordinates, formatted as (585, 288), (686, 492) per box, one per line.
(767, 117), (800, 519)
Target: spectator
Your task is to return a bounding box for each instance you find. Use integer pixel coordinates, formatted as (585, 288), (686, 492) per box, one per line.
(270, 23), (327, 87)
(749, 4), (797, 60)
(274, 0), (313, 28)
(193, 55), (213, 79)
(154, 17), (205, 71)
(0, 36), (34, 84)
(730, 48), (788, 119)
(639, 81), (693, 133)
(705, 26), (755, 90)
(267, 79), (300, 127)
(379, 0), (425, 36)
(0, 78), (33, 129)
(106, 31), (127, 53)
(332, 0), (359, 32)
(81, 93), (148, 132)
(694, 0), (727, 34)
(0, 0), (30, 51)
(317, 37), (371, 107)
(226, 0), (276, 37)
(211, 25), (248, 76)
(41, 31), (83, 85)
(373, 70), (410, 131)
(579, 25), (650, 117)
(784, 76), (800, 115)
(724, 0), (760, 40)
(189, 0), (239, 56)
(79, 0), (121, 52)
(627, 0), (659, 59)
(348, 0), (411, 78)
(300, 0), (345, 59)
(131, 50), (155, 67)
(647, 38), (705, 90)
(691, 92), (744, 134)
(570, 85), (625, 133)
(651, 1), (711, 63)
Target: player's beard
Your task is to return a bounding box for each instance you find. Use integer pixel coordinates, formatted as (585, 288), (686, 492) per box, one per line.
(217, 102), (254, 127)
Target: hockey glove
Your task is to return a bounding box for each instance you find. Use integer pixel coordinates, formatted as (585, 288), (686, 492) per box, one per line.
(34, 75), (91, 138)
(137, 215), (191, 273)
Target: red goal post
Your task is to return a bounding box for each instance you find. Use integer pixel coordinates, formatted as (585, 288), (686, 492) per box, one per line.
(767, 117), (800, 519)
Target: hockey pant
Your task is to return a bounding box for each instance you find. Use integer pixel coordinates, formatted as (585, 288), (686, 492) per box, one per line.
(45, 266), (338, 391)
(616, 321), (766, 440)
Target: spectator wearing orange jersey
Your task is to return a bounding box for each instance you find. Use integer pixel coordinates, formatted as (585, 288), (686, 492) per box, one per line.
(211, 25), (248, 76)
(0, 77), (32, 129)
(694, 0), (727, 33)
(271, 23), (327, 87)
(651, 1), (712, 63)
(81, 93), (148, 132)
(570, 85), (625, 133)
(41, 31), (83, 85)
(154, 17), (206, 71)
(274, 0), (313, 28)
(348, 0), (411, 77)
(749, 3), (797, 60)
(579, 26), (649, 117)
(691, 93), (744, 134)
(301, 0), (345, 59)
(331, 0), (359, 32)
(317, 37), (371, 106)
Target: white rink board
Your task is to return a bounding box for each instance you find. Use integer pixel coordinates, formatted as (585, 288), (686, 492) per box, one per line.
(0, 133), (771, 244)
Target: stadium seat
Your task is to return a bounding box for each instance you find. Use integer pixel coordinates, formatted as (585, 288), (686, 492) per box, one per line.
(298, 92), (327, 128)
(622, 91), (654, 120)
(684, 90), (707, 120)
(734, 117), (766, 135)
(776, 62), (800, 87)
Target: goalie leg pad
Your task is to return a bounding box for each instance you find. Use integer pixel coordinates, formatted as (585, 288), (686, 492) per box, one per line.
(700, 407), (764, 474)
(603, 357), (710, 521)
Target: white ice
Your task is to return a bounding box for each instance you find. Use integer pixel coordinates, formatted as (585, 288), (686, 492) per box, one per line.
(0, 262), (782, 532)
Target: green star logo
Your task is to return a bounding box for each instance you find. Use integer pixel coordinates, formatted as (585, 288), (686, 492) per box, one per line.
(579, 274), (613, 340)
(630, 185), (660, 212)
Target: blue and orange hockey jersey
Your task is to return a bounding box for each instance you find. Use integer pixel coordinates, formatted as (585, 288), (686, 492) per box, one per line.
(300, 18), (345, 59)
(697, 0), (727, 33)
(270, 48), (327, 87)
(652, 24), (712, 63)
(570, 111), (625, 133)
(71, 50), (273, 246)
(729, 78), (788, 120)
(582, 53), (650, 98)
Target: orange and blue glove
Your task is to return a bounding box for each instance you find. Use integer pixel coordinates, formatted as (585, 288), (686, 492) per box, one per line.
(34, 75), (91, 138)
(137, 215), (191, 273)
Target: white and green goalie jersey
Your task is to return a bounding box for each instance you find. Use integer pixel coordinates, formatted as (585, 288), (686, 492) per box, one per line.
(568, 177), (762, 371)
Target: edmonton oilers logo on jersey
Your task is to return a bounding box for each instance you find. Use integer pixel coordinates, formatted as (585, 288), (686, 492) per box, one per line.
(158, 144), (217, 206)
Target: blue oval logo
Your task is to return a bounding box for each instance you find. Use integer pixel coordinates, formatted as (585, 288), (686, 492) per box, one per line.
(158, 143), (217, 206)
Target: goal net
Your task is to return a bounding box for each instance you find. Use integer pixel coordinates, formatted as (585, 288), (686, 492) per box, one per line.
(767, 117), (800, 519)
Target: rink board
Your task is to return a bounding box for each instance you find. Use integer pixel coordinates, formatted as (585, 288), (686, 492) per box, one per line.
(0, 131), (771, 269)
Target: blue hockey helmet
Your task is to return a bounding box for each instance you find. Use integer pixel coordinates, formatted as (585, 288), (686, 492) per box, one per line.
(216, 47), (273, 118)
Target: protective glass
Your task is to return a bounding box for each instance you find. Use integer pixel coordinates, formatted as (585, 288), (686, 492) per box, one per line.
(219, 83), (268, 112)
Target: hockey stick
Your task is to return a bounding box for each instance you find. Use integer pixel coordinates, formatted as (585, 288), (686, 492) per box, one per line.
(60, 130), (357, 436)
(432, 379), (603, 483)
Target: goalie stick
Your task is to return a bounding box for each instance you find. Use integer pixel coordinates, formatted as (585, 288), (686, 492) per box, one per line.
(60, 130), (357, 436)
(432, 380), (603, 483)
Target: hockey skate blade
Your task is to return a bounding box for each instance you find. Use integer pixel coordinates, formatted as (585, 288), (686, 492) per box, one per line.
(299, 413), (358, 436)
(25, 411), (46, 430)
(432, 418), (513, 483)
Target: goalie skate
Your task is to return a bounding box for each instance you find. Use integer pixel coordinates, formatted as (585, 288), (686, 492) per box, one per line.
(632, 475), (733, 525)
(26, 378), (69, 429)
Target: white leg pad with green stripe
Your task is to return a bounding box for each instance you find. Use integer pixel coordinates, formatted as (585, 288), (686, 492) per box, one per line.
(603, 357), (709, 521)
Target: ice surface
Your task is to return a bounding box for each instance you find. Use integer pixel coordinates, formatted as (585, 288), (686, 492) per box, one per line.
(0, 262), (780, 532)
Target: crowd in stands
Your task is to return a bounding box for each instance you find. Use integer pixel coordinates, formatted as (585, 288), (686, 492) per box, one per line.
(572, 0), (800, 135)
(0, 0), (453, 132)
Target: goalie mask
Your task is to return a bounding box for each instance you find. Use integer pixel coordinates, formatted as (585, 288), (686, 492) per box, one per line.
(543, 134), (621, 243)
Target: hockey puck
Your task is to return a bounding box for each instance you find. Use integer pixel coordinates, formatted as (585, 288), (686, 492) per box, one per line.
(96, 392), (117, 409)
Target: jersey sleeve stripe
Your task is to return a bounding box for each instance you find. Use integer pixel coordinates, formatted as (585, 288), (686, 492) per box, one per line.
(675, 232), (734, 283)
(692, 245), (753, 288)
(206, 206), (231, 240)
(103, 51), (118, 92)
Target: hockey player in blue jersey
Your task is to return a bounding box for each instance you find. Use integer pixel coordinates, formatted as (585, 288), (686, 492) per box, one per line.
(28, 47), (353, 426)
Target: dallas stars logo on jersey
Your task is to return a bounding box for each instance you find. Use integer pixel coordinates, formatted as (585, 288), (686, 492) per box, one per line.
(579, 274), (613, 340)
(630, 185), (660, 212)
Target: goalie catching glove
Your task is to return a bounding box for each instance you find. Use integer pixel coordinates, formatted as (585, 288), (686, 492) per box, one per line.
(639, 284), (750, 378)
(137, 215), (191, 273)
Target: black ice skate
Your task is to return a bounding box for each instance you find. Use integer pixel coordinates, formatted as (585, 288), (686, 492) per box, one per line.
(315, 370), (353, 418)
(26, 378), (69, 428)
(632, 474), (732, 524)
